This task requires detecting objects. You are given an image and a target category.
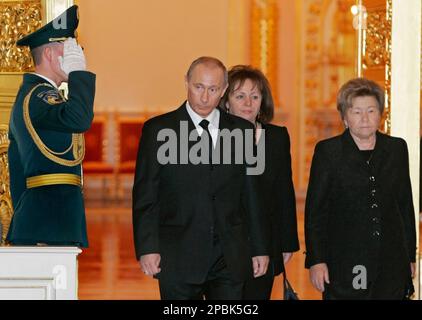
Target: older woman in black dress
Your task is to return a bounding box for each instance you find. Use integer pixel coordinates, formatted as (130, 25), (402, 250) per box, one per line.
(305, 78), (416, 299)
(221, 65), (300, 299)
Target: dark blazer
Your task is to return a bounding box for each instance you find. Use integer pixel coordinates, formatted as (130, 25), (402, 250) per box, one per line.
(259, 124), (299, 276)
(305, 129), (416, 297)
(7, 72), (95, 247)
(132, 103), (270, 284)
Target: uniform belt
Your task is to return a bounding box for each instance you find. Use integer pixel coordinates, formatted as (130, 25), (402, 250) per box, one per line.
(26, 173), (82, 189)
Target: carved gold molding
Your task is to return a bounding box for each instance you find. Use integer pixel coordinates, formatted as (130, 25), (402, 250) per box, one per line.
(298, 0), (356, 189)
(0, 124), (12, 245)
(0, 0), (42, 72)
(359, 0), (392, 134)
(251, 0), (278, 106)
(384, 0), (392, 134)
(362, 9), (390, 67)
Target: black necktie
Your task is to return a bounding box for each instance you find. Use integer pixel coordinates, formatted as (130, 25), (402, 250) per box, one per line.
(199, 119), (213, 165)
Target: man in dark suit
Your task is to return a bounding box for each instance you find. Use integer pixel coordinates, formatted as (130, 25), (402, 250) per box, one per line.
(7, 5), (95, 247)
(132, 56), (270, 300)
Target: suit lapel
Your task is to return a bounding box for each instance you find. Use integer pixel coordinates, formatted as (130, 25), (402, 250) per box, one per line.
(174, 102), (200, 153)
(174, 101), (197, 133)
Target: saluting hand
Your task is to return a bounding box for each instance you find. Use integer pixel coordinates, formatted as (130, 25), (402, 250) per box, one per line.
(58, 38), (86, 75)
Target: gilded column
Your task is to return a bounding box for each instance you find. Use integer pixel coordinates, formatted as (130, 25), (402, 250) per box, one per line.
(250, 0), (279, 106)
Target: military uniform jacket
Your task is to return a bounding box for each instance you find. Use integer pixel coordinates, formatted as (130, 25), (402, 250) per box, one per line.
(7, 71), (96, 247)
(305, 129), (416, 298)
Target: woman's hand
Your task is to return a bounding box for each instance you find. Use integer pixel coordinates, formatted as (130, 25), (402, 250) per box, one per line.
(411, 262), (416, 278)
(310, 263), (330, 292)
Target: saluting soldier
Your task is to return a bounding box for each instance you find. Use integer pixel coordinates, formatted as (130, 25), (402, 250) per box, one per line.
(6, 5), (96, 247)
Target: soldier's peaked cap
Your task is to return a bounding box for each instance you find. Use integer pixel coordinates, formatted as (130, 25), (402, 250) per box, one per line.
(17, 5), (79, 50)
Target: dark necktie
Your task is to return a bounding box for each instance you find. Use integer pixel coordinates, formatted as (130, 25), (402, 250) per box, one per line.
(199, 119), (213, 165)
(199, 119), (217, 242)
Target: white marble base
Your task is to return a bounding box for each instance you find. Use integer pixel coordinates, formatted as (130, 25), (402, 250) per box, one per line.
(0, 246), (81, 300)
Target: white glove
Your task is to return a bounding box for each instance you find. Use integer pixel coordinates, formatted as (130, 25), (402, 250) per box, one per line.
(58, 38), (86, 75)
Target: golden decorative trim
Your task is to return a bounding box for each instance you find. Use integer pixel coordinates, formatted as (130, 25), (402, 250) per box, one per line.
(251, 0), (278, 106)
(362, 9), (390, 68)
(48, 37), (67, 42)
(23, 83), (85, 166)
(298, 0), (356, 189)
(26, 173), (81, 189)
(359, 0), (392, 134)
(384, 0), (392, 134)
(0, 0), (42, 72)
(0, 124), (12, 245)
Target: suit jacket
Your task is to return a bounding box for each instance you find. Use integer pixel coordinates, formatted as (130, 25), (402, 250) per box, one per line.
(258, 124), (299, 276)
(7, 72), (96, 247)
(132, 103), (270, 283)
(305, 130), (416, 296)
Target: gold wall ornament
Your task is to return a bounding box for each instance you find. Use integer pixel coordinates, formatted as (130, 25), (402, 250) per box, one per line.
(251, 0), (279, 106)
(362, 8), (390, 67)
(0, 0), (42, 72)
(358, 0), (392, 134)
(298, 0), (357, 189)
(0, 124), (12, 245)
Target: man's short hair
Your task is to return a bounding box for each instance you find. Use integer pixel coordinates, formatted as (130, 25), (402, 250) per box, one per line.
(30, 42), (61, 66)
(186, 56), (228, 85)
(31, 44), (47, 66)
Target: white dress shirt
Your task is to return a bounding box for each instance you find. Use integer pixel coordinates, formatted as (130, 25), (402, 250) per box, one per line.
(185, 101), (220, 148)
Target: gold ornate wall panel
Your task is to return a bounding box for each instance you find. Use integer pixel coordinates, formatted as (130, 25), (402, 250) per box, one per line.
(0, 125), (12, 245)
(0, 0), (42, 72)
(0, 73), (21, 124)
(0, 0), (42, 125)
(298, 0), (357, 189)
(250, 0), (279, 106)
(357, 0), (391, 133)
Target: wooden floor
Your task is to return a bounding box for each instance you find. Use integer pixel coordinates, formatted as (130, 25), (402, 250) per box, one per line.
(78, 201), (420, 300)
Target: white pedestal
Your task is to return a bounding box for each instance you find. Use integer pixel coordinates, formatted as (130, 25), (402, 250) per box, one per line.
(0, 246), (81, 300)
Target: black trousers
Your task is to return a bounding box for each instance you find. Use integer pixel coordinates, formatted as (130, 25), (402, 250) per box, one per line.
(159, 235), (244, 300)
